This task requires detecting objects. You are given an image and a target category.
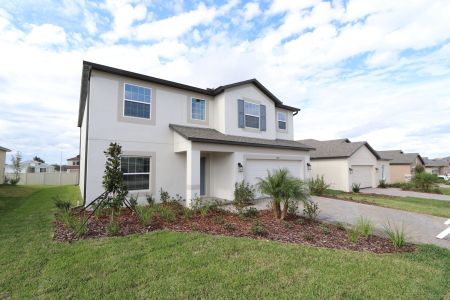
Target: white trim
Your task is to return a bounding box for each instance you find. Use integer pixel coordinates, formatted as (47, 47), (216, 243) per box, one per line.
(122, 155), (151, 191)
(123, 82), (152, 120)
(244, 100), (260, 129)
(277, 111), (287, 130)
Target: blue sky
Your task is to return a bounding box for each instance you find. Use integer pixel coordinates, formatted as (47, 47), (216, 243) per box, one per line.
(0, 0), (449, 164)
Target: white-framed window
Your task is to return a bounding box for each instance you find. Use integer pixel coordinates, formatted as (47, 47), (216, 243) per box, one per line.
(124, 83), (151, 119)
(277, 111), (287, 130)
(191, 98), (206, 120)
(121, 156), (150, 190)
(244, 101), (260, 129)
(40, 168), (46, 173)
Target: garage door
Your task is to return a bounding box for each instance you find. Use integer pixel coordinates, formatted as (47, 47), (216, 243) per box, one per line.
(245, 159), (303, 197)
(351, 165), (373, 189)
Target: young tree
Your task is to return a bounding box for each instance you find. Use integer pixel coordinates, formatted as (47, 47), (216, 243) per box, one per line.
(257, 168), (309, 220)
(102, 142), (128, 218)
(10, 152), (22, 185)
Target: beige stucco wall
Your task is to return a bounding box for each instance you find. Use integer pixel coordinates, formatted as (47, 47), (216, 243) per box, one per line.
(81, 71), (304, 206)
(348, 146), (378, 189)
(390, 165), (412, 183)
(377, 160), (391, 183)
(0, 150), (6, 184)
(310, 158), (350, 192)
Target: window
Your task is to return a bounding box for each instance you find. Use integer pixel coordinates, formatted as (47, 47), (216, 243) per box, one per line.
(277, 112), (287, 130)
(124, 84), (151, 119)
(40, 168), (46, 173)
(191, 98), (206, 120)
(121, 156), (150, 190)
(244, 101), (260, 129)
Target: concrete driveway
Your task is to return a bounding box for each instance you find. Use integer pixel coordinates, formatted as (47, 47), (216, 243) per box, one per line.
(250, 197), (450, 249)
(362, 187), (450, 201)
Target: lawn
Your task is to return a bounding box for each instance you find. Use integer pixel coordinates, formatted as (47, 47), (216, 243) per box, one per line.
(326, 190), (450, 218)
(441, 187), (450, 195)
(1, 186), (450, 299)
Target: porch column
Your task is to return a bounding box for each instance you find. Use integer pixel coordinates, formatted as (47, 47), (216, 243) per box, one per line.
(186, 147), (201, 207)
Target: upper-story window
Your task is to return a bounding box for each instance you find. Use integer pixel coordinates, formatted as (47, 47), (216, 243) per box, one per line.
(277, 111), (287, 130)
(191, 98), (206, 120)
(124, 83), (151, 119)
(244, 101), (260, 129)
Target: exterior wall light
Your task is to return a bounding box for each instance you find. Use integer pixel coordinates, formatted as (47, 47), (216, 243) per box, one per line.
(375, 167), (379, 173)
(307, 163), (312, 171)
(237, 162), (244, 172)
(349, 168), (353, 174)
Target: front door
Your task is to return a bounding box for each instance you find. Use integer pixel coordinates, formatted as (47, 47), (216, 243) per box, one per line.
(200, 157), (206, 196)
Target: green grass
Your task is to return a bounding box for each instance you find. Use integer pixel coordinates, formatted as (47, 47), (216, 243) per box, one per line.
(1, 185), (450, 299)
(440, 187), (450, 195)
(327, 190), (450, 218)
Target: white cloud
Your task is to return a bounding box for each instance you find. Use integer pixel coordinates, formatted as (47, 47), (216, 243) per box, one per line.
(242, 2), (261, 21)
(26, 23), (67, 46)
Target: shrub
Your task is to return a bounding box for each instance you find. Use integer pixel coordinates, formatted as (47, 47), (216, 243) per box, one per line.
(320, 223), (330, 235)
(183, 207), (193, 220)
(146, 194), (155, 206)
(400, 182), (414, 190)
(223, 221), (236, 231)
(412, 172), (438, 192)
(233, 180), (256, 209)
(159, 188), (170, 203)
(414, 165), (425, 174)
(352, 183), (360, 193)
(295, 218), (305, 225)
(128, 195), (138, 209)
(53, 196), (71, 211)
(192, 198), (223, 214)
(159, 206), (175, 222)
(303, 200), (319, 220)
(241, 207), (259, 218)
(308, 175), (330, 196)
(251, 220), (267, 236)
(257, 169), (309, 220)
(106, 221), (120, 236)
(135, 206), (152, 226)
(283, 220), (293, 229)
(384, 221), (406, 248)
(347, 228), (360, 243)
(378, 180), (387, 188)
(214, 215), (225, 225)
(3, 176), (9, 184)
(355, 216), (373, 237)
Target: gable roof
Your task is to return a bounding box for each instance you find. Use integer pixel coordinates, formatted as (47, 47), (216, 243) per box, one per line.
(67, 155), (80, 161)
(423, 157), (449, 167)
(377, 150), (425, 165)
(170, 124), (314, 151)
(0, 146), (11, 152)
(78, 61), (300, 127)
(298, 138), (380, 159)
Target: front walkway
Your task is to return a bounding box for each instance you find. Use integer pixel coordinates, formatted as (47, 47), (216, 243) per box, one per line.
(250, 197), (450, 249)
(362, 187), (450, 201)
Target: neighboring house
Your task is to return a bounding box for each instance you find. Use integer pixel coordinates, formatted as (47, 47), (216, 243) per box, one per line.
(66, 155), (80, 173)
(298, 139), (382, 192)
(377, 150), (425, 183)
(20, 160), (56, 173)
(423, 157), (449, 175)
(0, 146), (11, 184)
(78, 61), (313, 206)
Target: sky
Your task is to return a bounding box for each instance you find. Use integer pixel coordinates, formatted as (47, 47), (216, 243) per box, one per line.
(0, 0), (449, 164)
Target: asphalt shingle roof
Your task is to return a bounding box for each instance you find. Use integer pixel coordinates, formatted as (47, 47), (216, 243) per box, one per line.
(298, 139), (380, 159)
(423, 158), (449, 167)
(169, 124), (314, 151)
(377, 150), (424, 165)
(0, 146), (11, 152)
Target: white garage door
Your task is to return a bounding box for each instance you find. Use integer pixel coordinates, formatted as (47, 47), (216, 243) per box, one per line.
(245, 159), (303, 196)
(351, 165), (373, 188)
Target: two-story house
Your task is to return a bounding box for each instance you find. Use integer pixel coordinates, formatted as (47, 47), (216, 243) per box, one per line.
(78, 61), (313, 206)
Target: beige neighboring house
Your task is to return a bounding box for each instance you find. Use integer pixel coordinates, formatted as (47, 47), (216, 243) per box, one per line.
(423, 157), (449, 175)
(0, 146), (11, 184)
(377, 150), (425, 183)
(78, 61), (314, 207)
(298, 139), (384, 192)
(66, 155), (80, 173)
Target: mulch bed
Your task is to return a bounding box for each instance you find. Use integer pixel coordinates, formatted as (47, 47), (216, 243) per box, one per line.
(53, 206), (415, 254)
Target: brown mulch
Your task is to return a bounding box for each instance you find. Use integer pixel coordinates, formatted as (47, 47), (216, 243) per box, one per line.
(53, 207), (415, 254)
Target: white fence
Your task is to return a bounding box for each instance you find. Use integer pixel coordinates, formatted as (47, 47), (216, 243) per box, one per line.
(5, 172), (79, 185)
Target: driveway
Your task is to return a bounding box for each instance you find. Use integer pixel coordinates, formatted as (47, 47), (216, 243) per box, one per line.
(362, 187), (450, 201)
(249, 197), (450, 249)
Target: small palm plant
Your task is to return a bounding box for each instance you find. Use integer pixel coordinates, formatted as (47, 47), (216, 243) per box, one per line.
(257, 168), (309, 220)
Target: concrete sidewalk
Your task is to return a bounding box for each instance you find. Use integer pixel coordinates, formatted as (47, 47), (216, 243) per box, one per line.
(250, 196), (450, 249)
(362, 187), (450, 201)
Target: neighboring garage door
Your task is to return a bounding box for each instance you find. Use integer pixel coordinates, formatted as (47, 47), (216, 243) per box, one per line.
(351, 165), (373, 188)
(245, 159), (303, 197)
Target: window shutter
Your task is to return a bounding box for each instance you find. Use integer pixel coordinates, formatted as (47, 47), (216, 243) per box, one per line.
(260, 104), (266, 131)
(238, 99), (245, 128)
